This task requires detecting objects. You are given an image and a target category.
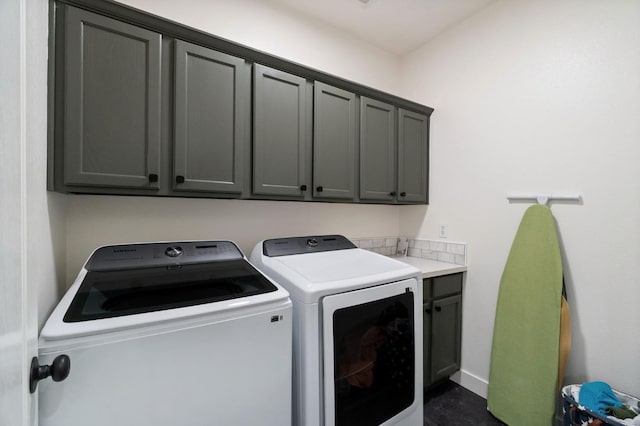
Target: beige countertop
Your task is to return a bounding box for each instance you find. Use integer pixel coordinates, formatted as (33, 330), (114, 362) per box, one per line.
(390, 255), (467, 279)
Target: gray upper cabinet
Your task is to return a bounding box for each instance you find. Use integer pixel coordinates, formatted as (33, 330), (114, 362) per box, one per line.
(313, 82), (357, 200)
(173, 40), (248, 194)
(253, 64), (308, 197)
(359, 97), (396, 201)
(398, 109), (429, 204)
(62, 6), (162, 189)
(51, 1), (432, 203)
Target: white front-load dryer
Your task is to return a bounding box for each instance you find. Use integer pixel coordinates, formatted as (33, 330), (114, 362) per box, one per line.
(251, 235), (423, 426)
(38, 241), (292, 426)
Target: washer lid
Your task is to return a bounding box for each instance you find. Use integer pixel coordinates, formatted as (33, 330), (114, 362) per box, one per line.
(40, 241), (291, 342)
(64, 258), (279, 323)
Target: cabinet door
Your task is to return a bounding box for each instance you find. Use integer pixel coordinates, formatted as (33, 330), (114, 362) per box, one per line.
(63, 6), (161, 189)
(430, 294), (462, 383)
(423, 302), (433, 387)
(398, 109), (429, 204)
(313, 82), (356, 199)
(253, 64), (307, 196)
(174, 40), (248, 193)
(359, 97), (395, 201)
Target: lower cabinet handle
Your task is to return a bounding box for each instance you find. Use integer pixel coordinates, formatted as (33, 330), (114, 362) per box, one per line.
(176, 175), (185, 184)
(425, 308), (432, 314)
(300, 185), (307, 191)
(148, 174), (158, 183)
(390, 191), (396, 196)
(316, 186), (323, 192)
(435, 306), (442, 312)
(400, 192), (407, 197)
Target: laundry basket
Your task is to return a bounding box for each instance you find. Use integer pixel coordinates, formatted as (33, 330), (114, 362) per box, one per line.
(562, 384), (640, 426)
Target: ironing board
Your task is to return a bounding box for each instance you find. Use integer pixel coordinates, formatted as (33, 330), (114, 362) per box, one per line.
(487, 204), (564, 425)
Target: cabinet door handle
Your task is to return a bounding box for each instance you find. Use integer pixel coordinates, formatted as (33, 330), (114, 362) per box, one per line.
(148, 174), (158, 183)
(176, 175), (185, 184)
(435, 306), (442, 312)
(300, 185), (307, 191)
(316, 186), (323, 192)
(400, 192), (407, 197)
(389, 191), (396, 196)
(425, 307), (432, 314)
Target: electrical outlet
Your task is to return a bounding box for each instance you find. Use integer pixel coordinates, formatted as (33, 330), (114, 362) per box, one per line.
(439, 224), (448, 238)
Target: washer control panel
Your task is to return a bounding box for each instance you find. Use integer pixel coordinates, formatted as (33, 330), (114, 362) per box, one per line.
(85, 241), (243, 271)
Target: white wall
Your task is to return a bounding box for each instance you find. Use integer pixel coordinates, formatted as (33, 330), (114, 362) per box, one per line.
(399, 0), (640, 397)
(62, 0), (404, 283)
(117, 0), (400, 94)
(65, 196), (399, 283)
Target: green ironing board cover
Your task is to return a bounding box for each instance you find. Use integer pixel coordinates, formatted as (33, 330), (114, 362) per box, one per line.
(488, 204), (563, 425)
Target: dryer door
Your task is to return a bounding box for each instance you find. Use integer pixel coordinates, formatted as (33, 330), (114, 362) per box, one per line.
(322, 278), (419, 426)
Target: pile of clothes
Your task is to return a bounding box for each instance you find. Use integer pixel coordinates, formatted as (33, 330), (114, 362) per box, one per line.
(563, 382), (640, 426)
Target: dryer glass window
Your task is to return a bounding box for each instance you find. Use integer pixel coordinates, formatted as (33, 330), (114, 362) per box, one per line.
(63, 260), (278, 322)
(332, 292), (415, 426)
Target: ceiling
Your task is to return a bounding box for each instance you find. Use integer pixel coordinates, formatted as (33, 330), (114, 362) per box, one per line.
(263, 0), (497, 56)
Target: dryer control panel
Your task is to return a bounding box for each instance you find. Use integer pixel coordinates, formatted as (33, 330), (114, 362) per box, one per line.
(263, 235), (356, 257)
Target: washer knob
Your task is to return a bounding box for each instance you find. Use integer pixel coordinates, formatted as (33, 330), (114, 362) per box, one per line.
(165, 246), (183, 257)
(306, 238), (318, 247)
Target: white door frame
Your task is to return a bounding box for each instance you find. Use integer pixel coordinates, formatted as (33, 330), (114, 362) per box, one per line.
(1, 0), (42, 424)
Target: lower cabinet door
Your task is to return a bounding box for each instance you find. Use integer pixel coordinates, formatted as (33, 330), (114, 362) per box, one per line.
(423, 302), (432, 387)
(429, 294), (462, 383)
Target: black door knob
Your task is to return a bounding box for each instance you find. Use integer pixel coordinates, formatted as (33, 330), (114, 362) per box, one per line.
(148, 174), (158, 183)
(316, 186), (323, 192)
(435, 306), (442, 312)
(390, 191), (396, 196)
(400, 192), (407, 197)
(176, 175), (185, 184)
(300, 185), (307, 191)
(30, 355), (71, 393)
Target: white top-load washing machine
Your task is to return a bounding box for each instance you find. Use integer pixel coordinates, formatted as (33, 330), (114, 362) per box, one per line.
(38, 241), (292, 426)
(250, 235), (423, 426)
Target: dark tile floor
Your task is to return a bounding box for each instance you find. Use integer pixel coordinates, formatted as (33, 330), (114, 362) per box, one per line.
(424, 381), (507, 426)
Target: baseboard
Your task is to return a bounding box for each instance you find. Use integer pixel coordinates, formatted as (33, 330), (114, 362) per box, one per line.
(450, 370), (566, 426)
(450, 369), (489, 399)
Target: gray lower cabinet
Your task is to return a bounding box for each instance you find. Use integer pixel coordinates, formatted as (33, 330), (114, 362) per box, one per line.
(359, 97), (396, 201)
(61, 6), (162, 189)
(423, 273), (463, 388)
(253, 64), (309, 197)
(173, 40), (249, 194)
(313, 82), (357, 200)
(398, 109), (429, 204)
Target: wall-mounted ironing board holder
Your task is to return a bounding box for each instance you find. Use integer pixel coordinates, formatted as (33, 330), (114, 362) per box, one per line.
(506, 194), (582, 206)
